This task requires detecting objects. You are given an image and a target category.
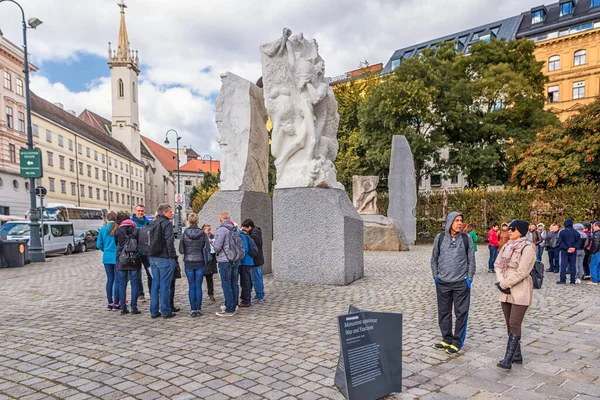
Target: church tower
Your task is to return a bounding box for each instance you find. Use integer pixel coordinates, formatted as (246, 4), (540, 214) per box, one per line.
(108, 0), (141, 160)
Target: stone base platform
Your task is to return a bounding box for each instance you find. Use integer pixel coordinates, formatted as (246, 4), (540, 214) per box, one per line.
(362, 214), (409, 251)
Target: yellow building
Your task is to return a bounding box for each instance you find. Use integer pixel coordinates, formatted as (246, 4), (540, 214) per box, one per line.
(517, 1), (600, 121)
(31, 93), (145, 212)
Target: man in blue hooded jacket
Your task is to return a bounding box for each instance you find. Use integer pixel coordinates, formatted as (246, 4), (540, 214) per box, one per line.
(430, 211), (476, 354)
(557, 218), (581, 285)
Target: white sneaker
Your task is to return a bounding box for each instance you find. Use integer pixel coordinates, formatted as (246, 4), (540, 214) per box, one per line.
(576, 278), (582, 284)
(220, 305), (226, 312)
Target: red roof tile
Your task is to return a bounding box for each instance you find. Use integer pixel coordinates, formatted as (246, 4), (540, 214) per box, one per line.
(180, 159), (220, 174)
(141, 136), (178, 171)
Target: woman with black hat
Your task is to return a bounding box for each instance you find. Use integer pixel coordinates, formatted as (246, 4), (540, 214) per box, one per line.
(493, 219), (536, 369)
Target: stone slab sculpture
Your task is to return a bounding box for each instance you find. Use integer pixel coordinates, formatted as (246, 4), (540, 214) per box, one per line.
(199, 72), (272, 273)
(353, 175), (408, 251)
(387, 135), (417, 245)
(261, 28), (363, 285)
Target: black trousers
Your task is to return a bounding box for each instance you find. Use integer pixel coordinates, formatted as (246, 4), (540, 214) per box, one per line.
(239, 265), (253, 305)
(436, 280), (471, 349)
(204, 274), (214, 296)
(170, 277), (176, 308)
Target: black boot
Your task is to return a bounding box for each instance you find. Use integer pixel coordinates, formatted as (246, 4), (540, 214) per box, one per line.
(513, 343), (523, 364)
(497, 333), (520, 369)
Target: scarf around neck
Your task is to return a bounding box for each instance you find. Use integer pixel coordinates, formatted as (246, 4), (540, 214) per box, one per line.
(499, 237), (528, 278)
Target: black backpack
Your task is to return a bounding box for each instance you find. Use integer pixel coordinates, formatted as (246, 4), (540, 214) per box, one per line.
(522, 244), (544, 289)
(138, 221), (163, 256)
(118, 231), (140, 267)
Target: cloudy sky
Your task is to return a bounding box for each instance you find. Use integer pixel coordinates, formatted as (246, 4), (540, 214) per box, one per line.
(0, 0), (545, 158)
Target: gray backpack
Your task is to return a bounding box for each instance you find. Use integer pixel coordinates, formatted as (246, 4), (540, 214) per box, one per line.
(223, 225), (245, 263)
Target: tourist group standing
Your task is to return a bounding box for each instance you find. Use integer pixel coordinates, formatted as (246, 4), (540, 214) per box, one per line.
(98, 204), (266, 319)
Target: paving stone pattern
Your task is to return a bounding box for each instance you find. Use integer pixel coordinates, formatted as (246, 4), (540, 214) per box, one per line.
(1, 246), (600, 399)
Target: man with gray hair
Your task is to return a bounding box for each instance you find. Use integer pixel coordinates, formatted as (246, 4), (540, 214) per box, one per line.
(149, 203), (178, 319)
(213, 211), (244, 317)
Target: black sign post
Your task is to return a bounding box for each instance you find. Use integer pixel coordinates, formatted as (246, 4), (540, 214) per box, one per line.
(335, 306), (403, 400)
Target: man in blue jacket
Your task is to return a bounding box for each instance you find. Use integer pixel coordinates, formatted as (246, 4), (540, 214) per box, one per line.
(131, 204), (152, 302)
(557, 218), (581, 285)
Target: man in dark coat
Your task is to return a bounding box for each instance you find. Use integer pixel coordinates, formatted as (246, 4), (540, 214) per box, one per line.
(557, 218), (581, 285)
(242, 219), (265, 303)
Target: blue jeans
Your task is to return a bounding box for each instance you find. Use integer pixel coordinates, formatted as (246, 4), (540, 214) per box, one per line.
(560, 250), (577, 284)
(537, 245), (544, 262)
(250, 266), (265, 300)
(118, 269), (140, 311)
(104, 264), (117, 305)
(218, 261), (239, 313)
(590, 253), (600, 283)
(548, 247), (559, 272)
(488, 246), (498, 271)
(185, 263), (206, 311)
(150, 258), (176, 316)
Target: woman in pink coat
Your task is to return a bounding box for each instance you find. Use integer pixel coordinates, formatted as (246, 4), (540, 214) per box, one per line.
(494, 219), (536, 369)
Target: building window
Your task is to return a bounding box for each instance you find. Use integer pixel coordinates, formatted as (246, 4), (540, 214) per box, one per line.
(136, 182), (139, 191)
(121, 176), (124, 186)
(59, 156), (65, 169)
(87, 165), (92, 177)
(120, 161), (123, 170)
(96, 188), (100, 200)
(140, 183), (143, 192)
(78, 143), (82, 154)
(573, 81), (585, 99)
(49, 178), (55, 192)
(118, 79), (124, 98)
(104, 190), (107, 201)
(391, 59), (401, 71)
(33, 124), (39, 137)
(61, 180), (66, 194)
(58, 135), (64, 147)
(430, 175), (442, 187)
(532, 9), (546, 24)
(94, 150), (98, 161)
(101, 154), (105, 163)
(560, 1), (574, 16)
(548, 55), (560, 72)
(126, 179), (129, 188)
(47, 151), (54, 166)
(6, 107), (13, 129)
(185, 180), (192, 186)
(80, 184), (85, 197)
(102, 170), (106, 181)
(12, 180), (18, 190)
(16, 78), (23, 96)
(127, 195), (130, 205)
(125, 164), (129, 173)
(8, 144), (16, 163)
(3, 71), (11, 90)
(593, 0), (600, 8)
(548, 86), (559, 103)
(133, 82), (137, 102)
(574, 49), (587, 66)
(110, 191), (114, 202)
(451, 175), (459, 184)
(86, 147), (90, 158)
(108, 157), (112, 166)
(109, 173), (113, 183)
(46, 129), (52, 142)
(78, 162), (83, 175)
(68, 139), (73, 151)
(70, 159), (75, 172)
(18, 112), (25, 133)
(88, 186), (93, 198)
(95, 167), (99, 179)
(71, 182), (76, 195)
(122, 194), (125, 203)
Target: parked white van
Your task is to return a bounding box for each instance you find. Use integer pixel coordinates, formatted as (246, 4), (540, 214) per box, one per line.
(0, 221), (75, 255)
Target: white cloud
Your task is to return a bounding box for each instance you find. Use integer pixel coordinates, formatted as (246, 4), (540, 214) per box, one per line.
(1, 0), (546, 158)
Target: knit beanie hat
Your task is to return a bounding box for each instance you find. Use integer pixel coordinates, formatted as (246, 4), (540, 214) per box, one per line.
(509, 219), (529, 238)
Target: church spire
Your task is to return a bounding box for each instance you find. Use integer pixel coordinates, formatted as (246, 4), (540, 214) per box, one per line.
(108, 0), (139, 72)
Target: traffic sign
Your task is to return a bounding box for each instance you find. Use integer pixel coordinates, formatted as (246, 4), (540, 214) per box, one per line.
(175, 193), (183, 204)
(35, 186), (47, 197)
(20, 149), (43, 178)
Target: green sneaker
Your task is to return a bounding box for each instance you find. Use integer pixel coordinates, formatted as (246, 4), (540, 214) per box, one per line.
(432, 341), (451, 350)
(445, 344), (460, 354)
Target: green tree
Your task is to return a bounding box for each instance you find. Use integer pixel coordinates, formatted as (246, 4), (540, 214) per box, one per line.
(442, 39), (558, 186)
(191, 171), (220, 212)
(512, 97), (600, 188)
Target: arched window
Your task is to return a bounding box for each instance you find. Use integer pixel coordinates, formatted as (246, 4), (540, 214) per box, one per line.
(548, 55), (560, 71)
(118, 79), (124, 98)
(132, 82), (136, 103)
(574, 50), (587, 66)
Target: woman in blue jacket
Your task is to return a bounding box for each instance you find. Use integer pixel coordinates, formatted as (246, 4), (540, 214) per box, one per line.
(97, 212), (119, 311)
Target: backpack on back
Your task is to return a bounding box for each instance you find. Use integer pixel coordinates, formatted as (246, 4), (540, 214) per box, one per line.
(223, 225), (245, 263)
(138, 221), (164, 256)
(118, 231), (140, 267)
(246, 234), (258, 257)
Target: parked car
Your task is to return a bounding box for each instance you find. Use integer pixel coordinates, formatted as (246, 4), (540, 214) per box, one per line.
(0, 221), (75, 255)
(74, 229), (98, 253)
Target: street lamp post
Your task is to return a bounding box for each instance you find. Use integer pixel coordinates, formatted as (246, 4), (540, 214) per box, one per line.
(164, 129), (182, 237)
(201, 154), (213, 174)
(0, 0), (44, 262)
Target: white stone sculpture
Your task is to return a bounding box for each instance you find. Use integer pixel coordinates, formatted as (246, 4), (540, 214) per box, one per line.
(260, 28), (343, 190)
(215, 72), (269, 192)
(353, 176), (379, 215)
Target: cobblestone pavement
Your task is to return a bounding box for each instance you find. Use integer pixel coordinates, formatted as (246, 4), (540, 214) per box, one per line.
(1, 246), (600, 400)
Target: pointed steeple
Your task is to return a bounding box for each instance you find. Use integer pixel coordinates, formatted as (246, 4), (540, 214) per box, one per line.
(108, 0), (139, 73)
(117, 1), (130, 58)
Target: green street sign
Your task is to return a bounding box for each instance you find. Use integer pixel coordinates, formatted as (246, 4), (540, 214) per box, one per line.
(20, 148), (43, 178)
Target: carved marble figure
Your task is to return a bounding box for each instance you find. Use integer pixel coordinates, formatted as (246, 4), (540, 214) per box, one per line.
(353, 176), (379, 215)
